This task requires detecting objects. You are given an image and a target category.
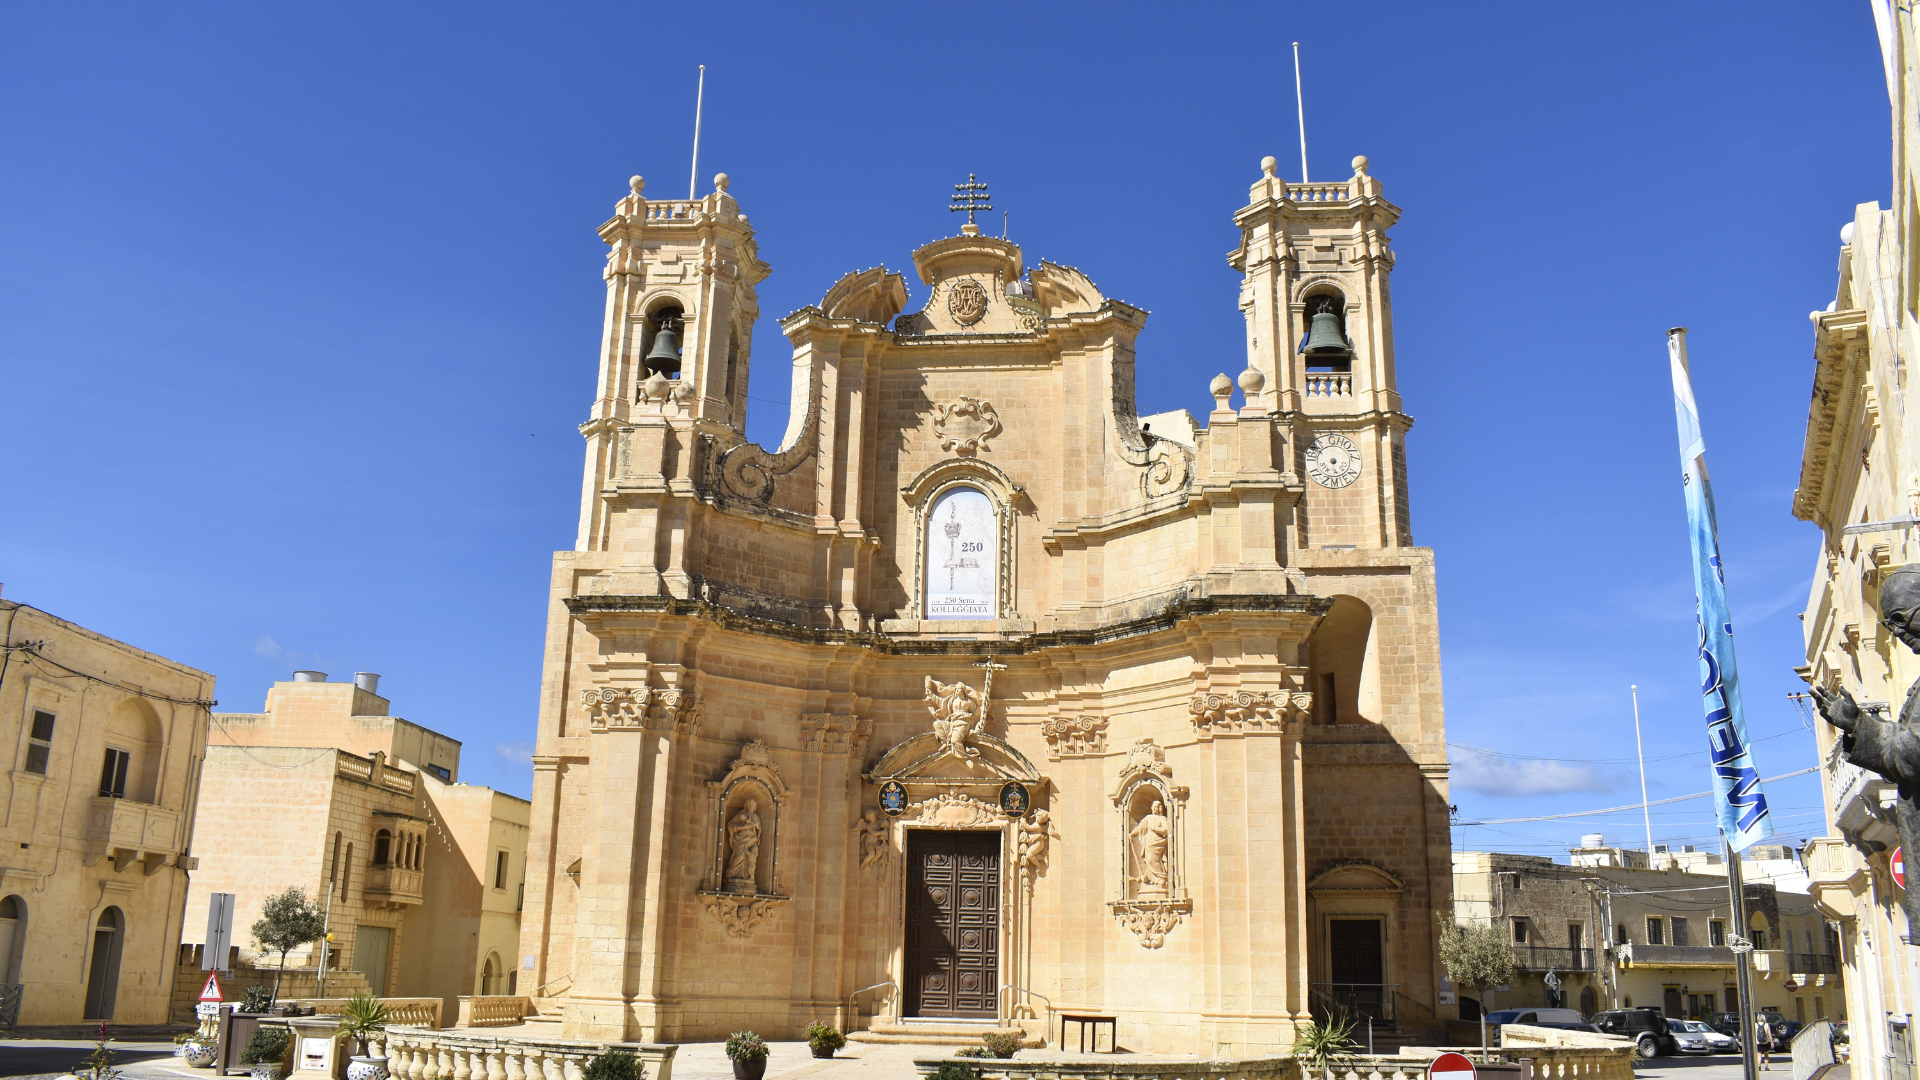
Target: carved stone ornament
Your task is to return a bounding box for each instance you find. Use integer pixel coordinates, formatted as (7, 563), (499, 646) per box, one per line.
(582, 685), (702, 733)
(947, 278), (989, 325)
(1016, 809), (1056, 893)
(703, 893), (784, 938)
(1187, 690), (1305, 736)
(933, 397), (1002, 454)
(1041, 715), (1108, 759)
(1142, 439), (1191, 498)
(909, 791), (1005, 829)
(1109, 897), (1192, 949)
(730, 738), (779, 775)
(925, 675), (989, 765)
(800, 714), (873, 756)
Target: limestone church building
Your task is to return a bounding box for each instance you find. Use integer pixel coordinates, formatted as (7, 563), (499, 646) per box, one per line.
(517, 156), (1453, 1054)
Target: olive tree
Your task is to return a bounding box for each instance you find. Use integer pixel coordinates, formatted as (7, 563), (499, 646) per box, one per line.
(1436, 913), (1516, 1057)
(252, 886), (327, 1002)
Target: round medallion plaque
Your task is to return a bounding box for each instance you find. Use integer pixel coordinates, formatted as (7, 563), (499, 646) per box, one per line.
(948, 279), (989, 325)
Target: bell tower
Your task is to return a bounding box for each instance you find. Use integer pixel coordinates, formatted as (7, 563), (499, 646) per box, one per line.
(1229, 154), (1413, 549)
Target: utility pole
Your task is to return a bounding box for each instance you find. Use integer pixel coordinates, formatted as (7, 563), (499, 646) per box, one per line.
(1725, 832), (1759, 1080)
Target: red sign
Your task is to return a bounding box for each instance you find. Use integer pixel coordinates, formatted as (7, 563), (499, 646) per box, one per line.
(199, 972), (223, 1002)
(1895, 847), (1906, 890)
(1430, 1052), (1477, 1080)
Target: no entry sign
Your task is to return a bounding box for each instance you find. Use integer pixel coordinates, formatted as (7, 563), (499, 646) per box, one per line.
(1429, 1052), (1477, 1080)
(1896, 847), (1906, 890)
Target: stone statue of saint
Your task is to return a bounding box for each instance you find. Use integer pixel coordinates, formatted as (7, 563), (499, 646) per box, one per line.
(725, 798), (762, 894)
(925, 675), (986, 763)
(1130, 799), (1171, 894)
(856, 809), (889, 870)
(1812, 563), (1920, 934)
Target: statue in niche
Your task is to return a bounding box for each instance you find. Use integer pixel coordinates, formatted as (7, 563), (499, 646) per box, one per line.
(1130, 799), (1171, 896)
(724, 798), (763, 894)
(925, 675), (987, 764)
(857, 809), (890, 870)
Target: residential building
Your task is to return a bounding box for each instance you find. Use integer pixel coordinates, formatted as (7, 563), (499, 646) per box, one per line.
(0, 599), (212, 1024)
(517, 156), (1456, 1054)
(1455, 847), (1840, 1025)
(178, 672), (528, 1017)
(1795, 5), (1920, 1079)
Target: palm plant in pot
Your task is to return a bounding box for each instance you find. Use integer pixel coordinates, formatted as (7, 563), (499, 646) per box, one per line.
(724, 1032), (769, 1080)
(805, 1022), (846, 1060)
(335, 993), (392, 1080)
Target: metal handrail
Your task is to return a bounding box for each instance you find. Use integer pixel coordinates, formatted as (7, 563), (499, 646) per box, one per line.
(848, 981), (896, 1031)
(1000, 984), (1054, 1030)
(529, 972), (573, 999)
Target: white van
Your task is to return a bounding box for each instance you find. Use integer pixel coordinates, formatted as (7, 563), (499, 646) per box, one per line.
(1485, 1008), (1588, 1026)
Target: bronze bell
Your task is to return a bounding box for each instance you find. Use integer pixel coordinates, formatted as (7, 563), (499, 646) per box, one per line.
(644, 317), (683, 376)
(1303, 306), (1350, 354)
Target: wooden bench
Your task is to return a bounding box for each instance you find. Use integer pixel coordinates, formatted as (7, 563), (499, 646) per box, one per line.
(1060, 1013), (1117, 1053)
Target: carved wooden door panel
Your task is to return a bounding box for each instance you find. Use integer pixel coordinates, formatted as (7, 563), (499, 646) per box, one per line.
(905, 830), (1000, 1018)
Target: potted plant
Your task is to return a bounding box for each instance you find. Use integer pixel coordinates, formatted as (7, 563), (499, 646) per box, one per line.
(240, 1024), (292, 1080)
(174, 1031), (216, 1069)
(336, 993), (391, 1080)
(805, 1022), (846, 1060)
(980, 1032), (1020, 1059)
(724, 1031), (769, 1080)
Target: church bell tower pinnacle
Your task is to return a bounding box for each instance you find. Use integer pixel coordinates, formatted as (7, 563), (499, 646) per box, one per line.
(1229, 154), (1412, 548)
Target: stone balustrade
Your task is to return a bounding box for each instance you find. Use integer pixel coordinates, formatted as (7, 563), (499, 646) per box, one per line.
(1287, 184), (1348, 204)
(380, 1026), (677, 1080)
(911, 1040), (1630, 1080)
(915, 1056), (1301, 1080)
(1305, 372), (1353, 397)
(457, 996), (533, 1028)
(294, 997), (443, 1029)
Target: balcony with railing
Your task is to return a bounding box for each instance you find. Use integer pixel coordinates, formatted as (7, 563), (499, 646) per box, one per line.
(363, 865), (424, 908)
(82, 795), (182, 872)
(1512, 945), (1595, 972)
(1616, 943), (1740, 969)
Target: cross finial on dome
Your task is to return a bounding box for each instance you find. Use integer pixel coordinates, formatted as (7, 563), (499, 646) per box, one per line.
(950, 174), (993, 234)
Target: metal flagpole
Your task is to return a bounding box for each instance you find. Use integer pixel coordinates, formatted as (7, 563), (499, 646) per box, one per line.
(688, 65), (706, 200)
(1724, 831), (1759, 1080)
(1292, 43), (1309, 182)
(1631, 685), (1655, 855)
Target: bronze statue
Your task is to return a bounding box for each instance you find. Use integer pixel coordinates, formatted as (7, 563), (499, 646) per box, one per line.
(1810, 563), (1920, 935)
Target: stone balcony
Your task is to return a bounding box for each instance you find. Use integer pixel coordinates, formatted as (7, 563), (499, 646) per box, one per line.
(82, 796), (184, 874)
(364, 865), (424, 908)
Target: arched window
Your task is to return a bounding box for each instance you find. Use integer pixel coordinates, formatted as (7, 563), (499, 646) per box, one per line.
(103, 699), (163, 803)
(923, 486), (997, 620)
(373, 830), (392, 866)
(1307, 595), (1377, 724)
(0, 895), (26, 982)
(83, 907), (125, 1020)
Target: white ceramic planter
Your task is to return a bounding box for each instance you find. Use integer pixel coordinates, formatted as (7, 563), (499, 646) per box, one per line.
(347, 1056), (390, 1080)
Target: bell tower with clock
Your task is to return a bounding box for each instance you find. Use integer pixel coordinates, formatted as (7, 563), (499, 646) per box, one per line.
(1229, 153), (1413, 550)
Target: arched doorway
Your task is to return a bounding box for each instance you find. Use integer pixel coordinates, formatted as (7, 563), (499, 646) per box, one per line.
(0, 895), (24, 982)
(481, 951), (503, 994)
(1580, 984), (1597, 1018)
(83, 907), (125, 1019)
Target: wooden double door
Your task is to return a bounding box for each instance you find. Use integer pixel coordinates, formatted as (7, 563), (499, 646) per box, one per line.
(905, 830), (1000, 1018)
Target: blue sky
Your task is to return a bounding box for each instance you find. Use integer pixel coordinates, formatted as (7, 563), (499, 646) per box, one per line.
(0, 3), (1885, 847)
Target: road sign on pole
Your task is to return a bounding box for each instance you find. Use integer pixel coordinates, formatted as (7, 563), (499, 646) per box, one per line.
(1895, 847), (1906, 890)
(1429, 1051), (1477, 1080)
(199, 971), (223, 1002)
(203, 892), (235, 972)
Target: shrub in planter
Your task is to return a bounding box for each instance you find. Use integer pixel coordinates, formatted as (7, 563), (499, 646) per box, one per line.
(980, 1032), (1020, 1059)
(725, 1032), (768, 1080)
(583, 1049), (641, 1080)
(932, 1063), (982, 1080)
(954, 1048), (992, 1059)
(806, 1022), (846, 1059)
(240, 986), (275, 1014)
(241, 1024), (292, 1080)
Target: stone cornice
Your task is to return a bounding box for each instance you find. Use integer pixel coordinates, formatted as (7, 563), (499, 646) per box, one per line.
(563, 590), (1330, 655)
(1794, 307), (1872, 525)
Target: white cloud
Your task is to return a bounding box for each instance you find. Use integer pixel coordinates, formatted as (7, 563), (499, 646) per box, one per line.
(495, 741), (534, 765)
(1451, 751), (1621, 798)
(253, 636), (296, 663)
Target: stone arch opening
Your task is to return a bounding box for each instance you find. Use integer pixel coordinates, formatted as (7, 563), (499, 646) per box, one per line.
(1307, 595), (1377, 724)
(83, 906), (125, 1020)
(373, 829), (392, 866)
(1297, 283), (1352, 372)
(0, 895), (25, 983)
(103, 698), (163, 803)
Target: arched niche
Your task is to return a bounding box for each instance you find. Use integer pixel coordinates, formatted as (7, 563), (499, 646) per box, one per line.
(104, 698), (163, 803)
(901, 459), (1021, 623)
(704, 739), (788, 898)
(1307, 595), (1378, 724)
(1108, 740), (1188, 902)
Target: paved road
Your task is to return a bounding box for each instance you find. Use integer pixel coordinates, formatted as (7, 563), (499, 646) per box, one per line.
(0, 1039), (180, 1079)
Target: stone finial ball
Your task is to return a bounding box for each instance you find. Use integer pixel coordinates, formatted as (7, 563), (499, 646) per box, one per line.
(714, 173), (730, 193)
(1238, 368), (1266, 395)
(1352, 155), (1369, 175)
(1210, 373), (1234, 397)
(630, 175), (645, 194)
(1261, 155), (1278, 177)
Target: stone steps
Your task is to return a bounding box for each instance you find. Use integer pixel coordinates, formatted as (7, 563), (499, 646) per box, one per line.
(848, 1021), (1045, 1048)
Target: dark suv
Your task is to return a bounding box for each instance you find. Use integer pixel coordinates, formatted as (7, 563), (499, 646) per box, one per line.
(1593, 1008), (1681, 1057)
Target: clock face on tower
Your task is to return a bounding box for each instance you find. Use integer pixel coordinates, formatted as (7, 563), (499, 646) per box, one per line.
(1304, 434), (1362, 489)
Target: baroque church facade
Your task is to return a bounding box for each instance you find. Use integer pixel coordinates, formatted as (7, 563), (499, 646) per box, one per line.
(517, 155), (1453, 1054)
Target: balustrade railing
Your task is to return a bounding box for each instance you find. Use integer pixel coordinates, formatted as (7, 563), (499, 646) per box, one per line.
(382, 1027), (602, 1080)
(1305, 371), (1353, 397)
(1513, 945), (1596, 971)
(459, 996), (533, 1028)
(296, 997), (442, 1029)
(645, 202), (699, 222)
(1288, 184), (1348, 204)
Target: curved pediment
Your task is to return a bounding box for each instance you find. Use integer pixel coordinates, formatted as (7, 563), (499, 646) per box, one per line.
(869, 731), (1042, 784)
(1307, 860), (1406, 895)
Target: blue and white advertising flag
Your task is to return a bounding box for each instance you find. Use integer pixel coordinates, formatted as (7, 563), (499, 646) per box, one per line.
(1669, 329), (1773, 851)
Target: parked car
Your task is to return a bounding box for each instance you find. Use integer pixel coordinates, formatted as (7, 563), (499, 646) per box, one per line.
(1706, 1012), (1744, 1039)
(1666, 1019), (1739, 1054)
(1834, 1021), (1851, 1063)
(1592, 1008), (1681, 1057)
(1485, 1008), (1588, 1027)
(1769, 1020), (1805, 1052)
(1539, 1023), (1607, 1035)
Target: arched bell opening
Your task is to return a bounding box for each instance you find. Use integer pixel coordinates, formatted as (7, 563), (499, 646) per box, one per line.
(641, 302), (687, 380)
(1299, 288), (1353, 373)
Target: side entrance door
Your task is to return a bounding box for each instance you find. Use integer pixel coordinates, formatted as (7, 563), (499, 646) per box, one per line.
(1327, 918), (1384, 1019)
(905, 830), (999, 1018)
